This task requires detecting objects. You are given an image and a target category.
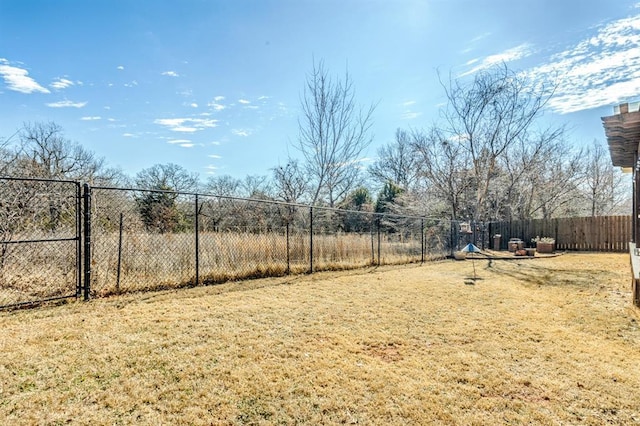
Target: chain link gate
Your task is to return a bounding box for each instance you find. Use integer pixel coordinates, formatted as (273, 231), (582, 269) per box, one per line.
(0, 177), (84, 309)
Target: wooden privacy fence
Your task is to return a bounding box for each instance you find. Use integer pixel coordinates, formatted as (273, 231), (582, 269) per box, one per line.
(488, 216), (632, 252)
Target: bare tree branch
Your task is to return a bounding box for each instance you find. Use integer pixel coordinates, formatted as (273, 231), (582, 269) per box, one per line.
(440, 63), (557, 221)
(297, 60), (375, 207)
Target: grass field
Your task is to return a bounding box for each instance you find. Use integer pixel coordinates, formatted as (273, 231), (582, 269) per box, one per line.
(1, 253), (640, 424)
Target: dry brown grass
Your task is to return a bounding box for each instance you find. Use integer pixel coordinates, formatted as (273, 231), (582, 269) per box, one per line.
(1, 253), (640, 425)
(91, 231), (427, 296)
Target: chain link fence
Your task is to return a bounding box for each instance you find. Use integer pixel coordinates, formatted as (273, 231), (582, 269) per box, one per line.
(1, 179), (463, 308)
(6, 177), (632, 310)
(90, 186), (459, 297)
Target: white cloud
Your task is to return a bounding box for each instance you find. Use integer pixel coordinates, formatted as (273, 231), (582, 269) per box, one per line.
(214, 95), (225, 101)
(162, 71), (179, 77)
(258, 95), (270, 100)
(123, 133), (136, 137)
(124, 80), (138, 87)
(190, 103), (198, 108)
(525, 13), (640, 114)
(210, 141), (221, 146)
(167, 139), (194, 148)
(402, 100), (416, 107)
(81, 116), (102, 121)
(470, 32), (492, 44)
(163, 125), (197, 133)
(46, 100), (87, 108)
(50, 78), (74, 90)
(117, 65), (124, 70)
(208, 100), (226, 111)
(460, 43), (534, 77)
(232, 128), (251, 137)
(460, 32), (492, 54)
(154, 117), (219, 132)
(238, 99), (251, 104)
(208, 154), (222, 159)
(401, 111), (422, 120)
(0, 63), (50, 94)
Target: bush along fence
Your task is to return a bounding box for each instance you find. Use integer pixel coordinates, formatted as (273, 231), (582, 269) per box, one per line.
(1, 177), (464, 310)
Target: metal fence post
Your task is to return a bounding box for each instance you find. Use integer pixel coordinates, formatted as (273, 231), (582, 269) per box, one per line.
(450, 220), (455, 256)
(421, 218), (425, 264)
(286, 219), (290, 275)
(309, 206), (314, 273)
(75, 182), (82, 298)
(82, 183), (91, 301)
(370, 216), (375, 265)
(195, 194), (200, 286)
(116, 212), (123, 292)
(377, 215), (381, 266)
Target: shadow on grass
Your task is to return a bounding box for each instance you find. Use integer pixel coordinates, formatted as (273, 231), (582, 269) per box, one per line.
(484, 259), (614, 289)
(463, 276), (484, 285)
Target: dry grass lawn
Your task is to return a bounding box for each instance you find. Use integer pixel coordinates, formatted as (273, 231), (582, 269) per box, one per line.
(1, 253), (640, 425)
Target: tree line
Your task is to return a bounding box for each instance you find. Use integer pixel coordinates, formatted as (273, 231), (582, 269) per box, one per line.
(0, 61), (630, 236)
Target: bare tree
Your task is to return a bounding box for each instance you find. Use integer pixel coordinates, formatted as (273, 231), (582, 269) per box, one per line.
(204, 175), (242, 197)
(271, 160), (309, 204)
(17, 121), (120, 184)
(442, 63), (556, 221)
(1, 122), (123, 232)
(503, 131), (583, 219)
(200, 175), (242, 232)
(411, 127), (474, 220)
(297, 60), (375, 207)
(135, 163), (198, 193)
(530, 144), (584, 219)
(369, 128), (420, 191)
(242, 174), (272, 199)
(581, 140), (630, 216)
(0, 130), (20, 176)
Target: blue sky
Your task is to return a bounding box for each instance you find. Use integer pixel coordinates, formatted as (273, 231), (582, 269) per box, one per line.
(1, 0), (640, 180)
